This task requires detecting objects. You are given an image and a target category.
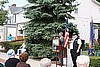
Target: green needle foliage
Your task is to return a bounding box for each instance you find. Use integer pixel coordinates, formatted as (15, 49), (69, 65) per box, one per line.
(24, 0), (79, 58)
(0, 0), (8, 25)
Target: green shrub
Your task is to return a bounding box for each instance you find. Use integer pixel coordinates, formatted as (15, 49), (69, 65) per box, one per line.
(0, 41), (23, 53)
(8, 42), (23, 52)
(82, 43), (89, 51)
(0, 41), (12, 52)
(94, 44), (100, 51)
(89, 56), (100, 67)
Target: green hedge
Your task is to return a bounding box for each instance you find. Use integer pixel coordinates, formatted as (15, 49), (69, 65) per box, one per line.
(0, 41), (23, 53)
(0, 42), (10, 52)
(89, 56), (100, 67)
(94, 44), (100, 51)
(82, 43), (89, 51)
(8, 42), (23, 52)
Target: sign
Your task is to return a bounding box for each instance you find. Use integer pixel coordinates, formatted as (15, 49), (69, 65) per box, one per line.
(52, 37), (60, 52)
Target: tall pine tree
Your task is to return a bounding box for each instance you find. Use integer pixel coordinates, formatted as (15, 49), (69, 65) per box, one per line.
(24, 0), (79, 58)
(24, 0), (77, 44)
(0, 0), (8, 25)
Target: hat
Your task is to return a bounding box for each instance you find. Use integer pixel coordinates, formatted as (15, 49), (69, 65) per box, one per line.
(7, 49), (15, 57)
(73, 33), (78, 36)
(76, 55), (90, 64)
(73, 33), (77, 35)
(40, 58), (51, 67)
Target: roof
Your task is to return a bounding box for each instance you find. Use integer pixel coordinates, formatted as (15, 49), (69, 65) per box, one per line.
(22, 3), (36, 8)
(9, 6), (23, 14)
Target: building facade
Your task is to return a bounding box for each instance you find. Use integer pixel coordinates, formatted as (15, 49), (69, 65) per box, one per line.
(0, 4), (29, 41)
(69, 0), (100, 43)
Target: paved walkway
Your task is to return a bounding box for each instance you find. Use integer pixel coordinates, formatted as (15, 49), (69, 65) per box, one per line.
(0, 49), (73, 67)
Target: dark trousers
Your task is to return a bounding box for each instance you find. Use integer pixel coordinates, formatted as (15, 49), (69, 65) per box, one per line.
(58, 50), (64, 65)
(70, 49), (80, 67)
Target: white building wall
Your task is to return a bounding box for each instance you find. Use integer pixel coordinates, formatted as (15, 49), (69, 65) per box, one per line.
(16, 11), (30, 23)
(4, 0), (100, 42)
(94, 29), (98, 40)
(0, 26), (4, 41)
(70, 0), (100, 43)
(3, 25), (17, 41)
(7, 9), (29, 40)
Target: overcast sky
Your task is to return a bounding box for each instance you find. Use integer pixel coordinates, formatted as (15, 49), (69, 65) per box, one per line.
(5, 0), (29, 9)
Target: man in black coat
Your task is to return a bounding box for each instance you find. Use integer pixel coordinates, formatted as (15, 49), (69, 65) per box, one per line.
(70, 33), (82, 67)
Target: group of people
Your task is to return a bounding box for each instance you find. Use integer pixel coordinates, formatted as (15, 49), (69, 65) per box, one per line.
(5, 49), (31, 67)
(5, 49), (51, 67)
(58, 32), (90, 67)
(40, 55), (90, 67)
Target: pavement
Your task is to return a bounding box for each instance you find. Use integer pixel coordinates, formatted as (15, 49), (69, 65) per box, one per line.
(0, 48), (73, 67)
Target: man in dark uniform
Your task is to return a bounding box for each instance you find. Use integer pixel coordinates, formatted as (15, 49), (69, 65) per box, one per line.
(70, 33), (82, 67)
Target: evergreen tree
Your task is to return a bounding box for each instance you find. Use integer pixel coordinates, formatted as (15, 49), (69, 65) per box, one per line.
(24, 0), (78, 43)
(24, 0), (79, 57)
(0, 0), (8, 25)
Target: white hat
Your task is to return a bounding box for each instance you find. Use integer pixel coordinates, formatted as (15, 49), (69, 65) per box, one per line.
(7, 49), (15, 57)
(40, 58), (51, 67)
(76, 55), (90, 64)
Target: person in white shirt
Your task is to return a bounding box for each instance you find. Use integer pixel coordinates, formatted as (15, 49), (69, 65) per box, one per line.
(70, 33), (82, 67)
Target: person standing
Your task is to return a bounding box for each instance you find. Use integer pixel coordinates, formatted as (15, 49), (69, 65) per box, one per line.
(59, 32), (64, 47)
(70, 33), (82, 67)
(58, 32), (64, 65)
(8, 34), (12, 41)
